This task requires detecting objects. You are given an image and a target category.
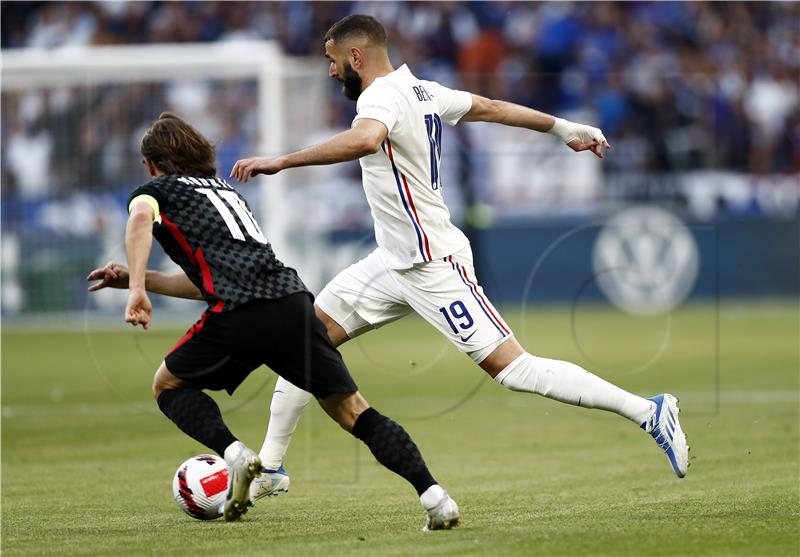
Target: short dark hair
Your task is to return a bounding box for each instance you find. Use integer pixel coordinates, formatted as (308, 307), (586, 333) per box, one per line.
(140, 112), (216, 178)
(324, 14), (387, 47)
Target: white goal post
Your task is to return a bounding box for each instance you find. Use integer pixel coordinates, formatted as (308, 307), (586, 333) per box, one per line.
(2, 41), (306, 271)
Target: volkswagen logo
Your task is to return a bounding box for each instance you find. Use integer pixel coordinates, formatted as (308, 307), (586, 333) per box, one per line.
(593, 206), (699, 314)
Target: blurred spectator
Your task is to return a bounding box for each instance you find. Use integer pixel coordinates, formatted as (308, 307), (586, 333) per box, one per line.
(1, 1), (798, 207)
(4, 93), (52, 199)
(745, 66), (798, 174)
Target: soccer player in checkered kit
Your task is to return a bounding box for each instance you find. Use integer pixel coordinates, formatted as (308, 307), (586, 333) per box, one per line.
(231, 15), (690, 503)
(87, 112), (460, 529)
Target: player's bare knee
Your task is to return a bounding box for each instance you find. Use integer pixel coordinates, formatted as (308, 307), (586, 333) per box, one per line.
(320, 391), (368, 432)
(152, 362), (185, 400)
(479, 337), (525, 378)
(342, 393), (370, 431)
(315, 305), (349, 346)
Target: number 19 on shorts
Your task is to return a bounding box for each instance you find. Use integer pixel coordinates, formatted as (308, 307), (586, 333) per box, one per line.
(439, 301), (474, 334)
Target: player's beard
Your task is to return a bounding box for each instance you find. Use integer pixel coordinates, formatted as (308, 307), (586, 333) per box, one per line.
(339, 62), (363, 101)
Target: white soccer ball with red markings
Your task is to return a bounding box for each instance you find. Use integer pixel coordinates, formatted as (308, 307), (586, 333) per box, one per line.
(172, 454), (229, 520)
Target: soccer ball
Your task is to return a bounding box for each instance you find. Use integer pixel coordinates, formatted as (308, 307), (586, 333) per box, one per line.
(172, 454), (229, 520)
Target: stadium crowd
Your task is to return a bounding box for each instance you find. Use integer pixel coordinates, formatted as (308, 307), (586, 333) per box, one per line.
(2, 1), (798, 201)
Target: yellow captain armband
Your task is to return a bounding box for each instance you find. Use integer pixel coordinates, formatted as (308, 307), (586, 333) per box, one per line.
(128, 194), (162, 224)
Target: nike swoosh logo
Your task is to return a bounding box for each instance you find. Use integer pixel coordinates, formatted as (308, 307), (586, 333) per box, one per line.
(460, 331), (476, 342)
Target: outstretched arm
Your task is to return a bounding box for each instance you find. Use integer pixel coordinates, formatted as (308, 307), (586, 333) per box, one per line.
(124, 202), (156, 329)
(87, 262), (203, 300)
(461, 94), (610, 158)
(231, 118), (388, 182)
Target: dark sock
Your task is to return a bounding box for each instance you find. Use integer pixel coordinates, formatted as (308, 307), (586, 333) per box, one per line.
(351, 407), (436, 496)
(157, 388), (237, 456)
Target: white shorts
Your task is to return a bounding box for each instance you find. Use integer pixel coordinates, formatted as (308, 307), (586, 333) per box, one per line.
(315, 246), (513, 363)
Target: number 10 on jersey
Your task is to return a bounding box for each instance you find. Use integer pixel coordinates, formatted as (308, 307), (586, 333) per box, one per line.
(195, 188), (268, 244)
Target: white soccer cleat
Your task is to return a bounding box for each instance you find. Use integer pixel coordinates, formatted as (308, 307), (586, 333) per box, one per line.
(423, 492), (461, 531)
(642, 393), (689, 478)
(249, 465), (290, 503)
(222, 442), (262, 522)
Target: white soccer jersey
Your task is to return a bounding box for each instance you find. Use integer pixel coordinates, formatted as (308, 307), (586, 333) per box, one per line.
(353, 64), (473, 269)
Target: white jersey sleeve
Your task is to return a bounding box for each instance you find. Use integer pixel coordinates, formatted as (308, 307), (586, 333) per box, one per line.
(353, 83), (403, 133)
(423, 81), (473, 125)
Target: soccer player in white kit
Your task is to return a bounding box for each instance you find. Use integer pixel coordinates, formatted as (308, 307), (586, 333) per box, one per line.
(232, 15), (689, 516)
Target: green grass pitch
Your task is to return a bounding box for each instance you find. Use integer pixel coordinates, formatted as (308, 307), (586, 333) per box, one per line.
(2, 301), (798, 556)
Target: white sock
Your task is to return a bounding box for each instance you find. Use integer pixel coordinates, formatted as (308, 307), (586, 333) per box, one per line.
(495, 353), (655, 425)
(223, 440), (244, 464)
(258, 377), (313, 470)
(419, 484), (446, 510)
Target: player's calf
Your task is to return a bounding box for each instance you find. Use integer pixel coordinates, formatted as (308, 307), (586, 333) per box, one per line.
(322, 395), (460, 529)
(156, 387), (239, 456)
(350, 407), (460, 529)
(489, 350), (690, 478)
(490, 351), (655, 425)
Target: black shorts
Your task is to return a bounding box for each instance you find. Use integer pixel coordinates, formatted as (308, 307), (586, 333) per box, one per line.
(164, 292), (358, 398)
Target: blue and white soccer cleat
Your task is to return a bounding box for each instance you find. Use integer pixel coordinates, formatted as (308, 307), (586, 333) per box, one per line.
(249, 464), (290, 503)
(222, 442), (262, 521)
(423, 491), (461, 531)
(642, 393), (690, 478)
